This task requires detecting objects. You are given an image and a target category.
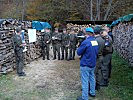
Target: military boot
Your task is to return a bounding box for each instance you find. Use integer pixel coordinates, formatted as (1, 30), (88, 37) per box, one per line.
(65, 54), (68, 60)
(43, 57), (45, 60)
(61, 55), (64, 60)
(100, 79), (108, 87)
(58, 53), (60, 60)
(53, 54), (56, 60)
(47, 57), (50, 60)
(95, 83), (100, 90)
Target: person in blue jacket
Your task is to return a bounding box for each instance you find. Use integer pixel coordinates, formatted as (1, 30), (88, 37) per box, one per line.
(77, 27), (99, 100)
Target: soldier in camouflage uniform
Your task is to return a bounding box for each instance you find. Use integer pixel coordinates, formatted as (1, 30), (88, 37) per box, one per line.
(100, 30), (113, 86)
(77, 27), (85, 47)
(52, 28), (62, 60)
(61, 28), (69, 60)
(41, 28), (51, 60)
(94, 27), (105, 90)
(69, 29), (78, 60)
(13, 28), (26, 76)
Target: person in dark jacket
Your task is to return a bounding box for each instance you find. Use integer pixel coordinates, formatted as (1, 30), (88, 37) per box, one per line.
(100, 29), (113, 86)
(13, 27), (26, 76)
(94, 26), (105, 90)
(41, 28), (51, 60)
(69, 29), (77, 60)
(77, 28), (85, 47)
(77, 27), (99, 100)
(61, 28), (69, 60)
(52, 28), (62, 60)
(107, 26), (114, 78)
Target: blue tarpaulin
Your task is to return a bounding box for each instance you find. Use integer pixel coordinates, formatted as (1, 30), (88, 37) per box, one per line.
(32, 21), (51, 30)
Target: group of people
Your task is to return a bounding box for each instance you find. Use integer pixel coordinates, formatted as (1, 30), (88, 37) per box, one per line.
(41, 28), (78, 61)
(12, 24), (113, 100)
(77, 25), (113, 100)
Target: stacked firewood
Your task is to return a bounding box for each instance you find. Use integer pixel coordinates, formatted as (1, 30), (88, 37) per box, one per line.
(0, 19), (42, 74)
(112, 22), (133, 67)
(0, 30), (16, 73)
(67, 23), (91, 33)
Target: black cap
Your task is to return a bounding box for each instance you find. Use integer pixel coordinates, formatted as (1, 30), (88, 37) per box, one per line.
(94, 26), (103, 34)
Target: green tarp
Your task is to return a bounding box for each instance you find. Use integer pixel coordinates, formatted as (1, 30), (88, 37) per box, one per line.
(111, 14), (133, 27)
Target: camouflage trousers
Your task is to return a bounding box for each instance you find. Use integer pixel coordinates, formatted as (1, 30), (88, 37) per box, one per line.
(61, 46), (68, 60)
(95, 54), (112, 85)
(42, 44), (50, 60)
(53, 44), (61, 60)
(15, 49), (24, 74)
(69, 45), (76, 60)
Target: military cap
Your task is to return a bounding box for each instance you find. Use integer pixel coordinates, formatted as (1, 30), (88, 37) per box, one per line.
(94, 26), (103, 34)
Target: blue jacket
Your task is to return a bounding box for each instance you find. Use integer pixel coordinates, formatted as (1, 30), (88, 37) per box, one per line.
(77, 36), (99, 68)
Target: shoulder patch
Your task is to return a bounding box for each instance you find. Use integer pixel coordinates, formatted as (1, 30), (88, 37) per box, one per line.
(91, 41), (98, 46)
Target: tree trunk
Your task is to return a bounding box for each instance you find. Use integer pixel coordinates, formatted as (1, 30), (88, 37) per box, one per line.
(104, 0), (112, 21)
(90, 0), (93, 20)
(22, 0), (25, 21)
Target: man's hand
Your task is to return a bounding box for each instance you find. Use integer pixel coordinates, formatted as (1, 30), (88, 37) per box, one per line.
(66, 45), (69, 47)
(46, 41), (49, 44)
(20, 43), (26, 46)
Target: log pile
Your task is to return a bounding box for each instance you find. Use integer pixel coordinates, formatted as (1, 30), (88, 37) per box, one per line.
(112, 22), (133, 66)
(66, 23), (91, 33)
(0, 19), (42, 74)
(0, 30), (16, 73)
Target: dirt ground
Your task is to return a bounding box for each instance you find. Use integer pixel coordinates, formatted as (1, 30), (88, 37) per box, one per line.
(1, 52), (132, 100)
(3, 56), (82, 100)
(0, 55), (111, 100)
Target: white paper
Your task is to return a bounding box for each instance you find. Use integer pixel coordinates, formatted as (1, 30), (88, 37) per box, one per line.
(28, 29), (36, 43)
(91, 41), (98, 46)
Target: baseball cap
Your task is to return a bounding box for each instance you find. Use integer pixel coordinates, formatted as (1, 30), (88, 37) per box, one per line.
(85, 27), (94, 33)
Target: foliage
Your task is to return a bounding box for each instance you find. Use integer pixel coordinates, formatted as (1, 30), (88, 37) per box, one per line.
(0, 0), (133, 22)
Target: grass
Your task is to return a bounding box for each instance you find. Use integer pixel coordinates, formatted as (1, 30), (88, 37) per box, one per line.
(97, 52), (133, 100)
(0, 52), (133, 100)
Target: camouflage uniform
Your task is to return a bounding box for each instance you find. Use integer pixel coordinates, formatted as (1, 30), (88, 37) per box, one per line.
(95, 35), (105, 89)
(69, 33), (77, 60)
(61, 32), (69, 60)
(41, 32), (51, 60)
(101, 35), (113, 86)
(13, 33), (24, 75)
(77, 31), (85, 47)
(108, 31), (114, 78)
(52, 32), (62, 60)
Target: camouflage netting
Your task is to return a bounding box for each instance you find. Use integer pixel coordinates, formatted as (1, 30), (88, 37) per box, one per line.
(0, 19), (42, 74)
(112, 22), (133, 66)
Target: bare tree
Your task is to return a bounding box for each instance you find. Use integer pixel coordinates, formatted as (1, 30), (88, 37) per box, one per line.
(22, 0), (25, 21)
(90, 0), (93, 20)
(104, 0), (112, 20)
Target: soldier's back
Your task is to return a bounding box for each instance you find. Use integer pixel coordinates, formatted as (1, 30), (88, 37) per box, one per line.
(69, 33), (77, 45)
(95, 36), (105, 55)
(13, 34), (22, 51)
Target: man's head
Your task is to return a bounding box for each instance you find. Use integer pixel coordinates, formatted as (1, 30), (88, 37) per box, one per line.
(54, 28), (58, 33)
(94, 26), (103, 35)
(45, 28), (50, 33)
(70, 28), (75, 34)
(85, 27), (94, 36)
(63, 28), (67, 33)
(16, 27), (22, 35)
(100, 29), (108, 37)
(103, 25), (110, 33)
